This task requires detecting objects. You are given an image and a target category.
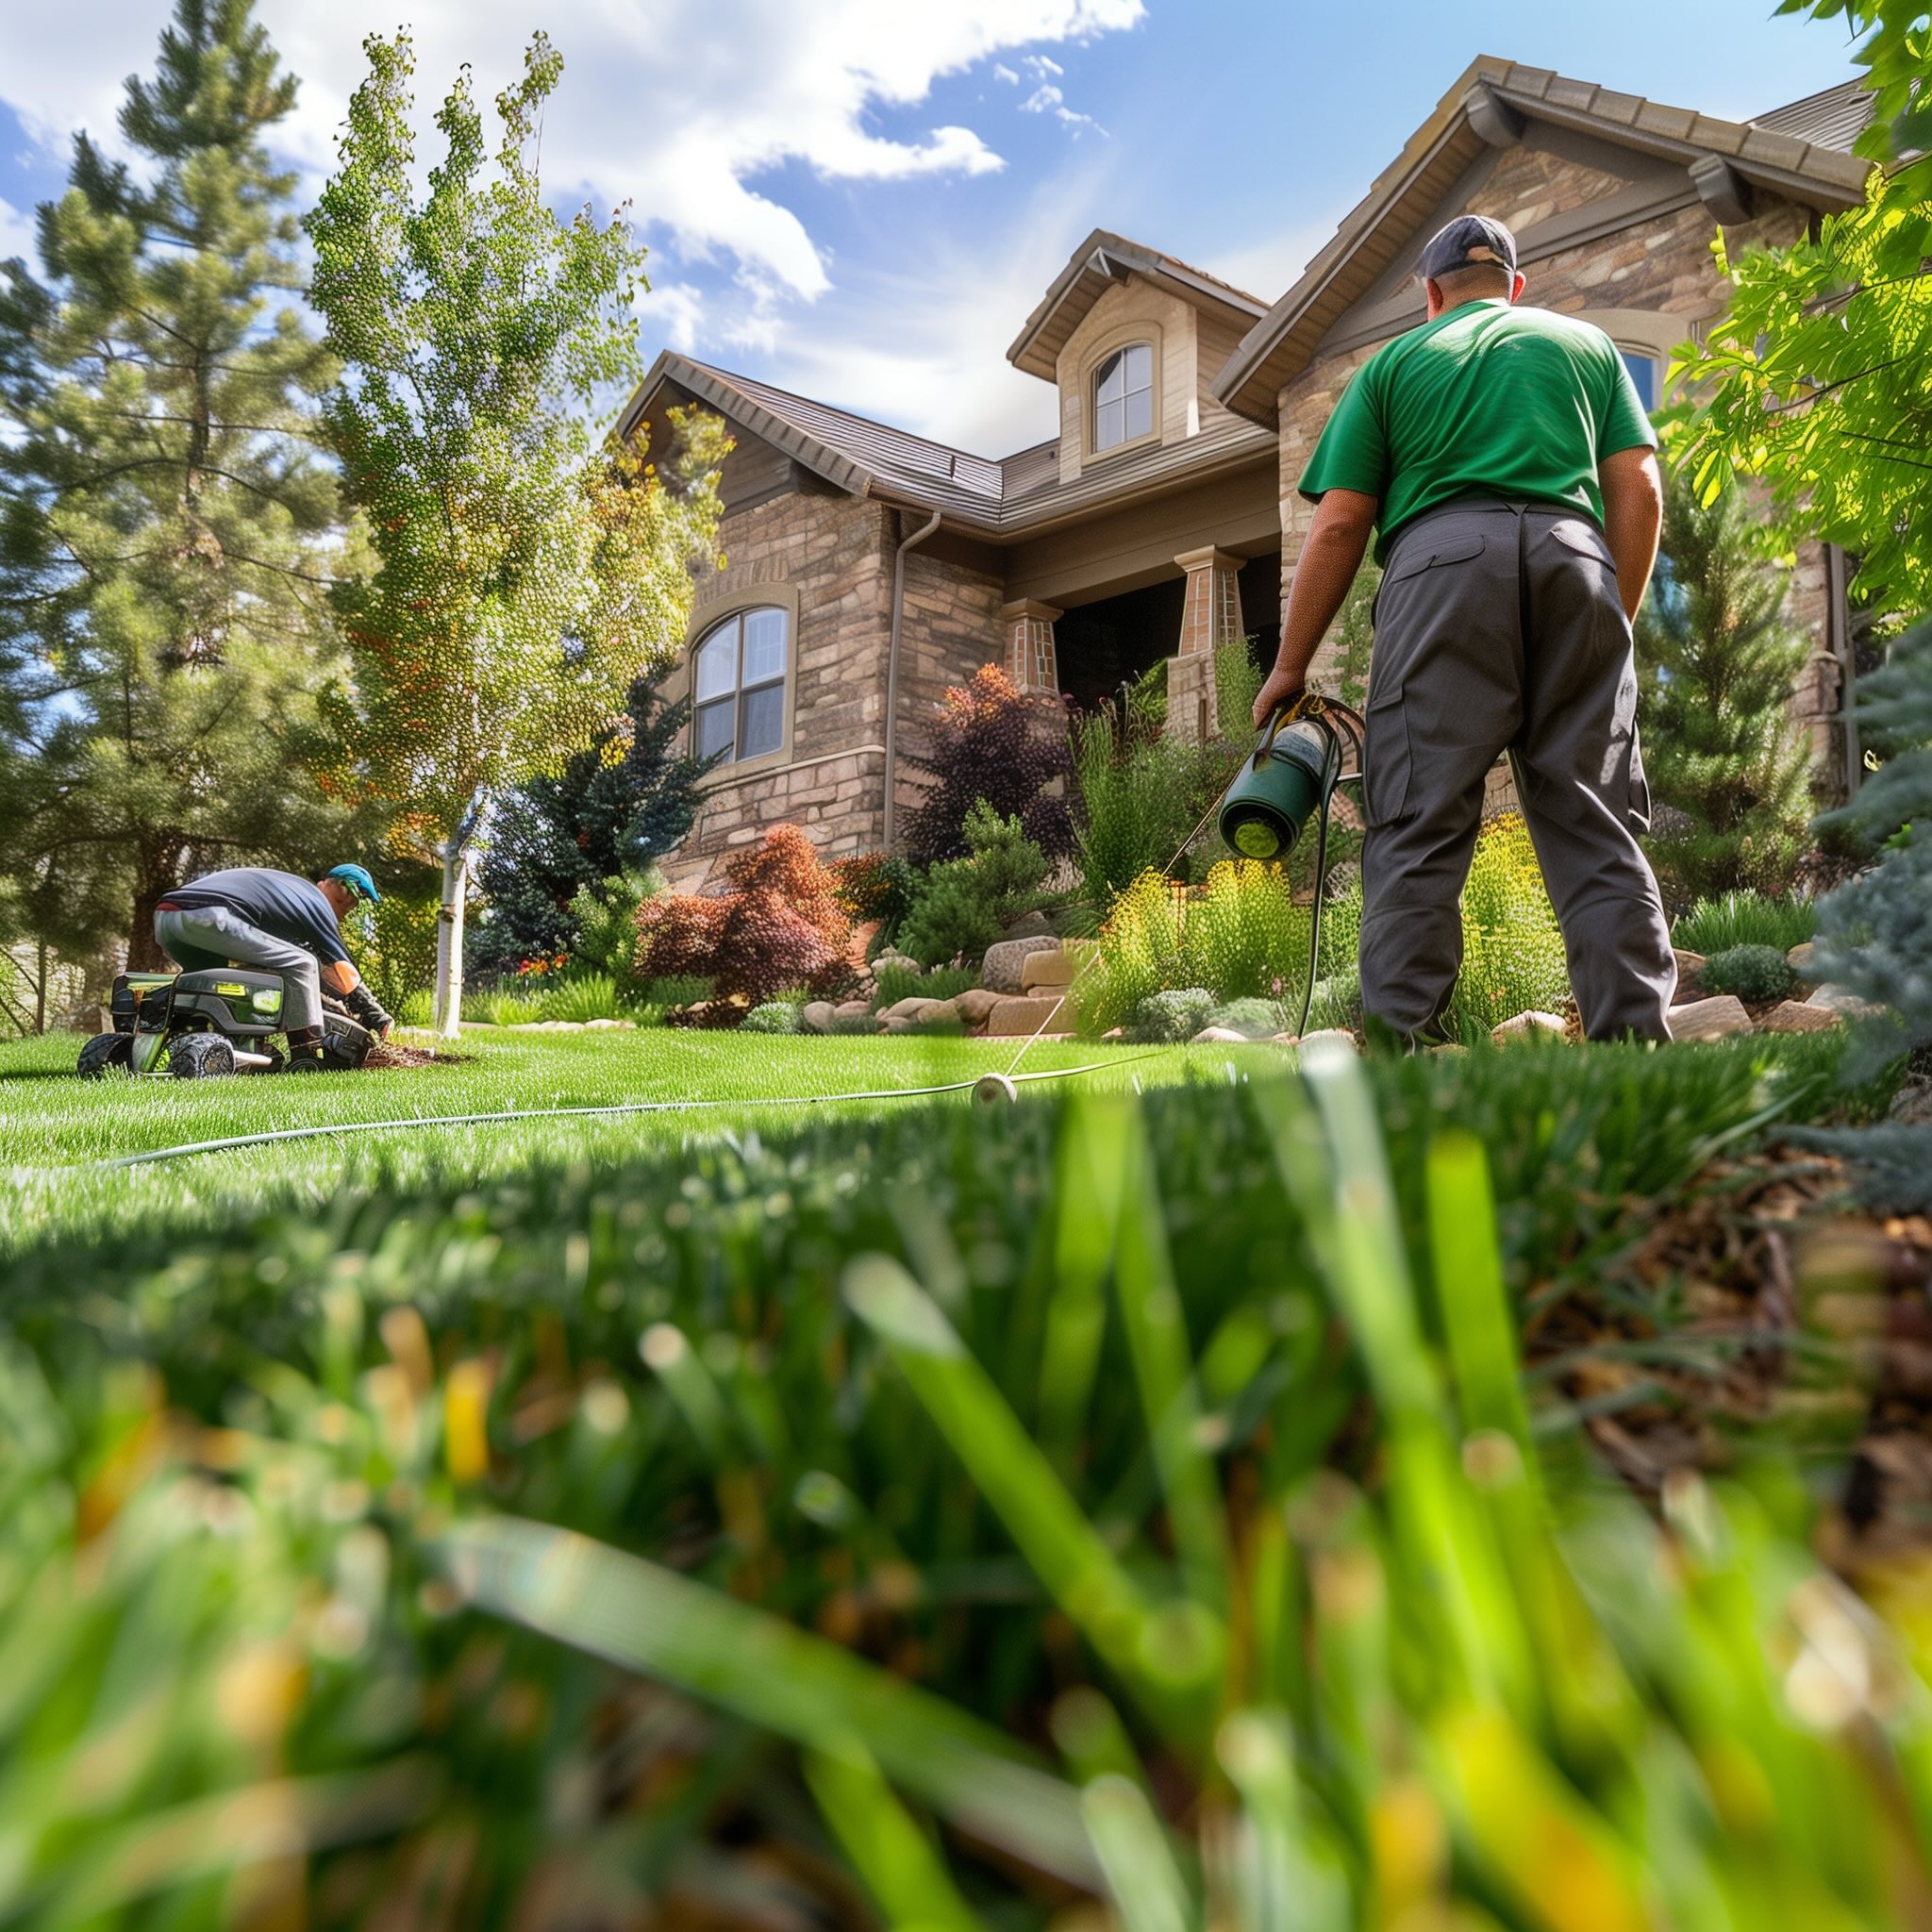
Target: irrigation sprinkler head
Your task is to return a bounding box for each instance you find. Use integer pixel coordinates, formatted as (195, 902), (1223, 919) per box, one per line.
(973, 1073), (1018, 1107)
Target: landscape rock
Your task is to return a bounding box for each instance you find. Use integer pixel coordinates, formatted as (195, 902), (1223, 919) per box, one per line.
(1759, 999), (1838, 1035)
(985, 993), (1067, 1038)
(1268, 1032), (1300, 1044)
(1021, 947), (1077, 991)
(999, 909), (1053, 941)
(873, 949), (922, 978)
(980, 935), (1059, 993)
(1298, 1029), (1360, 1056)
(833, 999), (873, 1019)
(881, 1016), (915, 1034)
(1491, 1009), (1568, 1043)
(801, 1001), (836, 1034)
(1667, 994), (1754, 1041)
(1787, 941), (1820, 983)
(1670, 949), (1707, 1002)
(1807, 982), (1883, 1019)
(911, 998), (959, 1025)
(1189, 1025), (1253, 1044)
(582, 1017), (635, 1030)
(880, 995), (932, 1024)
(1101, 1026), (1126, 1042)
(954, 988), (1003, 1027)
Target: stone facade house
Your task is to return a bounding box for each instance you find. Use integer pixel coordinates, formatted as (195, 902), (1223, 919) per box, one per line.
(618, 60), (1873, 886)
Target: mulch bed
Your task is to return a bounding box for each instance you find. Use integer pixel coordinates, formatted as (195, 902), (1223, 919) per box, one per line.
(1527, 1141), (1932, 1564)
(362, 1040), (465, 1071)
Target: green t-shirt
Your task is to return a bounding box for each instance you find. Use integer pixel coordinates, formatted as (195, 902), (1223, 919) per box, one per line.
(1298, 299), (1657, 563)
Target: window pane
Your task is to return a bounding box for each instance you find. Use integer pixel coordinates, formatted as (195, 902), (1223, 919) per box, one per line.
(696, 696), (736, 759)
(1095, 349), (1124, 406)
(695, 621), (739, 701)
(742, 607), (788, 686)
(1123, 342), (1153, 396)
(740, 682), (785, 759)
(1095, 397), (1124, 451)
(1124, 385), (1153, 442)
(1621, 351), (1657, 412)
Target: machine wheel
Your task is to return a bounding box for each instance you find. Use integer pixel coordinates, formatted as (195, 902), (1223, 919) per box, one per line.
(77, 1032), (134, 1079)
(168, 1033), (237, 1080)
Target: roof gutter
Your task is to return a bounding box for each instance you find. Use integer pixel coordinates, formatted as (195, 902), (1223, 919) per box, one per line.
(881, 507), (944, 852)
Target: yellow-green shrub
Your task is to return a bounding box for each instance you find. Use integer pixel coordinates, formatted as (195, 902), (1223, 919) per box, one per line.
(1452, 812), (1571, 1030)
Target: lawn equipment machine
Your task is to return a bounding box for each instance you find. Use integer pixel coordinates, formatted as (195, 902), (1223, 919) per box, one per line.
(77, 969), (375, 1079)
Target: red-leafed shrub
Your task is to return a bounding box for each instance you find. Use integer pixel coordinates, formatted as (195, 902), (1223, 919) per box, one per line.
(635, 824), (854, 1011)
(902, 664), (1074, 865)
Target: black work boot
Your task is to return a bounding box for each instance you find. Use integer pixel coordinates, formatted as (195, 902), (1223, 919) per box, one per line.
(286, 1026), (328, 1072)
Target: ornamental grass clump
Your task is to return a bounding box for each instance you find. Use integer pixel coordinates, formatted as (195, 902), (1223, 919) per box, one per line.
(1704, 943), (1799, 1005)
(1451, 813), (1572, 1032)
(1673, 888), (1817, 958)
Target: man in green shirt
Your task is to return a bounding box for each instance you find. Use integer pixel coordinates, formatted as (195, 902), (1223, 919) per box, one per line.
(1253, 214), (1674, 1042)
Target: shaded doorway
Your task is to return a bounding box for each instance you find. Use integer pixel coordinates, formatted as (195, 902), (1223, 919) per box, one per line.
(1053, 577), (1186, 714)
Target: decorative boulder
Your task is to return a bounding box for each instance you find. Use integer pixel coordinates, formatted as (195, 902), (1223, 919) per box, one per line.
(1491, 1009), (1567, 1044)
(955, 988), (1003, 1027)
(873, 948), (922, 978)
(834, 999), (873, 1020)
(1807, 982), (1882, 1019)
(1020, 947), (1078, 991)
(880, 995), (933, 1024)
(1189, 1025), (1253, 1044)
(999, 909), (1053, 941)
(1670, 949), (1707, 1001)
(1786, 941), (1820, 983)
(985, 994), (1067, 1037)
(1298, 1029), (1360, 1056)
(801, 1001), (837, 1034)
(980, 935), (1060, 994)
(1667, 994), (1753, 1041)
(1759, 999), (1838, 1035)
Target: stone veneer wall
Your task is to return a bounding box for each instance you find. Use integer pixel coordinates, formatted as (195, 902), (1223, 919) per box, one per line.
(1275, 146), (1827, 810)
(660, 490), (1006, 889)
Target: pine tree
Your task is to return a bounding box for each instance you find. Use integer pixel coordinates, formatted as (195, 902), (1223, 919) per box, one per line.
(468, 682), (712, 978)
(0, 0), (347, 969)
(1635, 473), (1814, 908)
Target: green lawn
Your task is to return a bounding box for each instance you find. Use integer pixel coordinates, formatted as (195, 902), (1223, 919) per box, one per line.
(0, 1024), (1224, 1252)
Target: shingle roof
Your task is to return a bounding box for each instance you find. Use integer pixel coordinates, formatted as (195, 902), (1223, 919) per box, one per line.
(1007, 229), (1266, 381)
(617, 352), (1274, 538)
(1751, 78), (1874, 156)
(1209, 56), (1876, 426)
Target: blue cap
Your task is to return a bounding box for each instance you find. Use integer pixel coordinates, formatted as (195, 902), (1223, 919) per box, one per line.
(327, 863), (381, 906)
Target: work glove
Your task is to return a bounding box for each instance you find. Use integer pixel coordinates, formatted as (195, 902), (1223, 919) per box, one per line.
(347, 985), (393, 1038)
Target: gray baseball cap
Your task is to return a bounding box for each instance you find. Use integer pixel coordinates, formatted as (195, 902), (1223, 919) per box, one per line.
(1419, 214), (1518, 281)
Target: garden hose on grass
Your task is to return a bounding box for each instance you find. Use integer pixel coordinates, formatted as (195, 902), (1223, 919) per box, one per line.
(96, 1057), (1163, 1170)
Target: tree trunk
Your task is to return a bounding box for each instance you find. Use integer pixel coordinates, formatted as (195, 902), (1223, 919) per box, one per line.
(128, 872), (171, 971)
(34, 939), (47, 1036)
(432, 845), (471, 1040)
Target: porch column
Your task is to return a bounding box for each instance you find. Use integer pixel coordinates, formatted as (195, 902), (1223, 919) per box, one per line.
(1166, 547), (1244, 744)
(1001, 598), (1062, 692)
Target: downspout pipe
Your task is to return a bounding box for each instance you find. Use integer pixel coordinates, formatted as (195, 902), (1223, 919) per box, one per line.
(881, 507), (943, 852)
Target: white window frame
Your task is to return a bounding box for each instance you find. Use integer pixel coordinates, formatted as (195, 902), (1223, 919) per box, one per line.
(1090, 340), (1157, 456)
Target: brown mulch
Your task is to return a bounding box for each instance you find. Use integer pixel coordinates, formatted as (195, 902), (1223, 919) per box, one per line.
(362, 1040), (465, 1071)
(1527, 1143), (1932, 1563)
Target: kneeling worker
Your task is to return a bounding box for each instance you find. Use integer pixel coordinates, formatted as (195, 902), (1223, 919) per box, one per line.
(1253, 214), (1675, 1043)
(154, 864), (394, 1068)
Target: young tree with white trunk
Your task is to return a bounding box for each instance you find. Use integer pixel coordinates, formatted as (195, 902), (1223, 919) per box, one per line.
(306, 29), (724, 1036)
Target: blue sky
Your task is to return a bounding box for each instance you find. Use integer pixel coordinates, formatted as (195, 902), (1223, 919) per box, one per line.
(0, 0), (1857, 455)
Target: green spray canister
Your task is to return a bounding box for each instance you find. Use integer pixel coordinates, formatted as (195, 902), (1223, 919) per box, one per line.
(1216, 705), (1343, 861)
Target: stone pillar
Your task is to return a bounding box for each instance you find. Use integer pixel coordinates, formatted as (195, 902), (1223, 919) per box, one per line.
(1166, 547), (1244, 744)
(1001, 598), (1062, 692)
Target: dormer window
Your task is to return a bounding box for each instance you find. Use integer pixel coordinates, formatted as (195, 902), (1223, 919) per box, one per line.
(1092, 342), (1154, 453)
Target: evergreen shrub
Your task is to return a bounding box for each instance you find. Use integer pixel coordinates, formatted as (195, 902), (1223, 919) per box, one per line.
(1124, 987), (1216, 1042)
(741, 1000), (806, 1034)
(896, 803), (1050, 967)
(1204, 995), (1290, 1039)
(1703, 944), (1798, 1004)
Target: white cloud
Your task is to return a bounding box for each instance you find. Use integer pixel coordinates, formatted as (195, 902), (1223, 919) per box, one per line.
(0, 195), (35, 265)
(1021, 85), (1065, 112)
(0, 1), (1145, 307)
(1024, 54), (1066, 77)
(992, 63), (1021, 84)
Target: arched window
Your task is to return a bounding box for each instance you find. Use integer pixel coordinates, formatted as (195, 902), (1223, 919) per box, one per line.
(693, 606), (789, 763)
(1092, 341), (1154, 452)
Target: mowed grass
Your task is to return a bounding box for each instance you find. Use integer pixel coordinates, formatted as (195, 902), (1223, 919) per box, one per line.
(0, 1024), (1218, 1252)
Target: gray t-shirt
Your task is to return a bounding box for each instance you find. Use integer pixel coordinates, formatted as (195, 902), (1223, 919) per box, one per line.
(161, 868), (351, 967)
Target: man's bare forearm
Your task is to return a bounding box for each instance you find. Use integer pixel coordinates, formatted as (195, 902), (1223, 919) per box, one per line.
(1253, 489), (1378, 725)
(1599, 447), (1663, 623)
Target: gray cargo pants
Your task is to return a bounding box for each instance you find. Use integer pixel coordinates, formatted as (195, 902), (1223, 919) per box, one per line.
(1358, 497), (1675, 1042)
(154, 904), (325, 1032)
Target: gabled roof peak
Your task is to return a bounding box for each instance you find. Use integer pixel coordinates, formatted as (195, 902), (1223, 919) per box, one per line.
(1007, 227), (1266, 382)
